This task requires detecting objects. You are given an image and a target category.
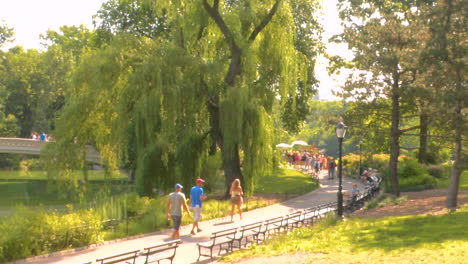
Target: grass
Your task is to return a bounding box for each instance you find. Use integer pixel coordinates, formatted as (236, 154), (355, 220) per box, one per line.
(254, 168), (319, 194)
(221, 207), (468, 264)
(436, 170), (468, 189)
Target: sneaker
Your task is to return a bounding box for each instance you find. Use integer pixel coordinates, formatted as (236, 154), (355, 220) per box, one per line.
(190, 230), (196, 235)
(197, 228), (203, 233)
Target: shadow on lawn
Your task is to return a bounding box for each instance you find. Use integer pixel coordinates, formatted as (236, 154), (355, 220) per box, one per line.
(347, 211), (468, 251)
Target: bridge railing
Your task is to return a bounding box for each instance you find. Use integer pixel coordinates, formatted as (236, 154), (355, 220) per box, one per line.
(0, 137), (100, 164)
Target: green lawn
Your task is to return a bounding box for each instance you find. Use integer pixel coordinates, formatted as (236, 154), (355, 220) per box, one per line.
(254, 168), (318, 194)
(221, 207), (468, 264)
(437, 170), (468, 189)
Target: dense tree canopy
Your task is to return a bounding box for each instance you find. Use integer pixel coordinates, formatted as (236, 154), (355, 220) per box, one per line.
(51, 0), (323, 197)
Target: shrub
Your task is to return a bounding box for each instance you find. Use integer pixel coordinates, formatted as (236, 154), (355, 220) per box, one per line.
(341, 153), (361, 177)
(0, 207), (102, 262)
(398, 158), (436, 190)
(426, 165), (443, 179)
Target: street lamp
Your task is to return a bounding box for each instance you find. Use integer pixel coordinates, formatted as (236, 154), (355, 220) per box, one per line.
(335, 121), (347, 218)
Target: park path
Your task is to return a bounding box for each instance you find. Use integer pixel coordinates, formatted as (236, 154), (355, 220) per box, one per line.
(11, 170), (363, 264)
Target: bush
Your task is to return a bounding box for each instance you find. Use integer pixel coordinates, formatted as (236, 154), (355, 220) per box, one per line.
(0, 207), (102, 262)
(19, 159), (45, 174)
(341, 153), (361, 177)
(426, 165), (444, 179)
(398, 158), (436, 190)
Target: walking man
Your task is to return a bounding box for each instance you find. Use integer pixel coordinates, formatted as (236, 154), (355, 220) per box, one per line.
(166, 184), (191, 240)
(190, 178), (207, 235)
(328, 159), (336, 180)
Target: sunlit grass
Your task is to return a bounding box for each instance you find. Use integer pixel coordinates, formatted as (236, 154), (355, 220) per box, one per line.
(220, 207), (468, 264)
(255, 168), (318, 194)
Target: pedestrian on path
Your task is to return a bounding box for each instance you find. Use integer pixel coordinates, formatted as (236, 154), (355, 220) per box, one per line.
(230, 178), (244, 221)
(190, 178), (207, 235)
(328, 159), (336, 180)
(351, 183), (360, 202)
(166, 184), (191, 240)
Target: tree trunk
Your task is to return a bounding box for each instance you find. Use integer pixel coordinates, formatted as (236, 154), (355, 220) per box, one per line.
(221, 144), (244, 198)
(207, 94), (244, 198)
(388, 68), (401, 196)
(446, 68), (464, 209)
(446, 137), (461, 209)
(418, 113), (428, 163)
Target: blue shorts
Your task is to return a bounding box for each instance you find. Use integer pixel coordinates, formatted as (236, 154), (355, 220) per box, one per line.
(171, 215), (182, 230)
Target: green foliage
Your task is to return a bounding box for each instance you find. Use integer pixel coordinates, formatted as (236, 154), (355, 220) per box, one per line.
(364, 194), (389, 210)
(221, 206), (468, 263)
(93, 0), (169, 39)
(19, 158), (45, 174)
(425, 165), (443, 179)
(52, 0), (323, 197)
(0, 114), (19, 137)
(0, 21), (14, 46)
(398, 158), (436, 191)
(437, 170), (468, 190)
(365, 194), (408, 210)
(200, 152), (224, 192)
(0, 207), (102, 262)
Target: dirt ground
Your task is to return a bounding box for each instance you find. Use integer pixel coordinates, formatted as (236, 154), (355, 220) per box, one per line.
(223, 188), (468, 264)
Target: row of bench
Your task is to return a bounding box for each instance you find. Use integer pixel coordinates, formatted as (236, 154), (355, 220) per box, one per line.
(196, 202), (337, 262)
(197, 177), (383, 262)
(80, 239), (181, 264)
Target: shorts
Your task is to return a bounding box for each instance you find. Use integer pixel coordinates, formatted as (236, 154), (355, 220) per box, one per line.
(171, 215), (182, 230)
(230, 195), (243, 205)
(192, 205), (202, 221)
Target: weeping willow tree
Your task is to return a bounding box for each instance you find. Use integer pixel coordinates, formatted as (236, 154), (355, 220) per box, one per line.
(52, 0), (321, 197)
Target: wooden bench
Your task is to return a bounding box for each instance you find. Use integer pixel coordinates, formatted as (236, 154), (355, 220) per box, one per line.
(262, 216), (286, 238)
(301, 206), (322, 226)
(197, 227), (237, 261)
(96, 249), (140, 264)
(137, 239), (181, 264)
(285, 211), (303, 231)
(229, 221), (263, 249)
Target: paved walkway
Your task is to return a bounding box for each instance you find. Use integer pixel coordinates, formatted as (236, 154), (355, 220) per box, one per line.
(13, 171), (363, 264)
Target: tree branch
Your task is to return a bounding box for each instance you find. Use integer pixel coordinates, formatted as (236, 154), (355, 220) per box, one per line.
(202, 0), (239, 51)
(399, 125), (421, 134)
(249, 0), (282, 42)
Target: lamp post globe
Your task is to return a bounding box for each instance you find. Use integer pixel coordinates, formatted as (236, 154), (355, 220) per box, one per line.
(335, 122), (346, 218)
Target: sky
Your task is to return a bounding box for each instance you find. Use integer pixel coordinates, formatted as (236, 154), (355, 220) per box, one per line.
(0, 0), (350, 100)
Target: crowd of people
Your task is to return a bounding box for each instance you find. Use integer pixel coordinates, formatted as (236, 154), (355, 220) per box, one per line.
(282, 151), (337, 179)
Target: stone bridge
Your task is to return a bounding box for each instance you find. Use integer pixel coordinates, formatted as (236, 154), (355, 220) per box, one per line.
(0, 137), (101, 163)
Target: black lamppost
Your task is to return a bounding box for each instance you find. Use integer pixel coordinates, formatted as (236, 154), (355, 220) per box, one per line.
(335, 122), (347, 218)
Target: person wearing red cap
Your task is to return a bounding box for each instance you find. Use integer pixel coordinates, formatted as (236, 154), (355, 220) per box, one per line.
(190, 178), (207, 235)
